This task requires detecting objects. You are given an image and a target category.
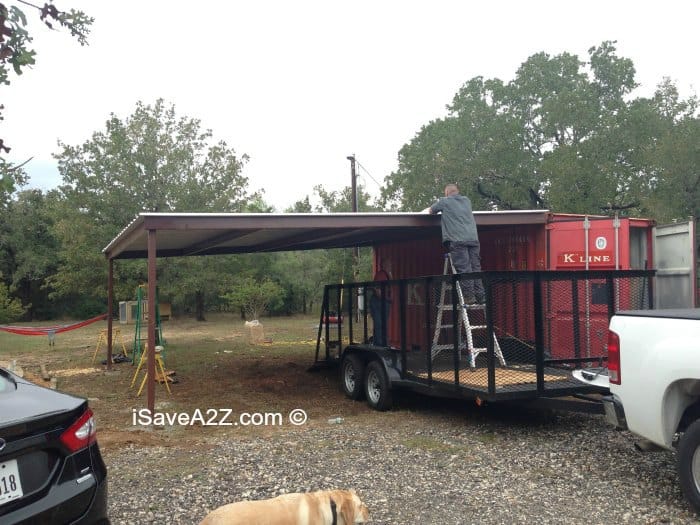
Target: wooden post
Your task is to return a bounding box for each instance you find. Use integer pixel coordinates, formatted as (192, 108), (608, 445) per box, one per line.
(107, 258), (113, 370)
(147, 229), (157, 414)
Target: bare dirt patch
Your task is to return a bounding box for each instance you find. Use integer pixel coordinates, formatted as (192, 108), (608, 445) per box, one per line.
(1, 314), (363, 452)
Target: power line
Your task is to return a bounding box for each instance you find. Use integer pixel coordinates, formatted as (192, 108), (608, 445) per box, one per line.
(355, 159), (383, 190)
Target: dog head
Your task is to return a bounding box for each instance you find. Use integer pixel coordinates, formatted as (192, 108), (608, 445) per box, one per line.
(334, 489), (369, 524)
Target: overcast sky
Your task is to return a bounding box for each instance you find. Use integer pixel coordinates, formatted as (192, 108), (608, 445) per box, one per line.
(3, 0), (698, 210)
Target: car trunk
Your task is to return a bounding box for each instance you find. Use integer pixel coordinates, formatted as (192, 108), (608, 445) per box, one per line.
(1, 369), (94, 522)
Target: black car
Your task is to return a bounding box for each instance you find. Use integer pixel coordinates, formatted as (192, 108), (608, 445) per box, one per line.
(0, 367), (109, 524)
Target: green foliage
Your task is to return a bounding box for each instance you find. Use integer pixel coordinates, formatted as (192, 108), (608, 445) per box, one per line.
(46, 99), (253, 315)
(1, 41), (698, 321)
(313, 181), (382, 213)
(0, 159), (27, 206)
(0, 189), (58, 319)
(643, 81), (700, 222)
(158, 255), (243, 321)
(221, 276), (285, 320)
(381, 40), (698, 221)
(271, 251), (325, 314)
(274, 186), (377, 314)
(0, 277), (25, 323)
(311, 183), (375, 284)
(0, 2), (92, 84)
(287, 196), (312, 213)
(1, 3), (36, 85)
(0, 1), (93, 195)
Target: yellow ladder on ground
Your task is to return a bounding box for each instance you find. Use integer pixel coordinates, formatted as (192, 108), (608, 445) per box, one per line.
(130, 344), (172, 396)
(93, 328), (128, 363)
(431, 254), (506, 368)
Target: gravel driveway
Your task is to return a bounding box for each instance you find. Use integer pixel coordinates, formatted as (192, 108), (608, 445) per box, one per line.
(104, 401), (698, 524)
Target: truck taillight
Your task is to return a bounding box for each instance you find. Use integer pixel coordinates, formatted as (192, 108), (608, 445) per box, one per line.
(608, 330), (621, 385)
(60, 408), (97, 453)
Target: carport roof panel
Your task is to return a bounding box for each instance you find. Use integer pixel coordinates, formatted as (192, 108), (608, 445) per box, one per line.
(103, 210), (551, 260)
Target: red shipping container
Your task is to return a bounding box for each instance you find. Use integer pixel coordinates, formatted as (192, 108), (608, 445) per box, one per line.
(372, 211), (654, 359)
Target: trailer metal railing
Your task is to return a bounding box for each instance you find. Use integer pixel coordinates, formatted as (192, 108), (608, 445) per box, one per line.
(315, 270), (654, 402)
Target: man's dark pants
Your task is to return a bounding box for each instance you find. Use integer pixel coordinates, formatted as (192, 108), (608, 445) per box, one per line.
(449, 241), (485, 302)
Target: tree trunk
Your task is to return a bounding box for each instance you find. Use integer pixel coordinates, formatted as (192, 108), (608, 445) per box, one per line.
(195, 291), (206, 321)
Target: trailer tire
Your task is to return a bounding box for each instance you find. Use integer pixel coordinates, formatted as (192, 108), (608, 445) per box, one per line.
(678, 419), (700, 513)
(364, 361), (392, 411)
(341, 353), (365, 400)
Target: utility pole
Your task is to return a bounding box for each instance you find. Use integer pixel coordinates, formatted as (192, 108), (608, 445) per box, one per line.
(347, 154), (358, 213)
(347, 155), (360, 319)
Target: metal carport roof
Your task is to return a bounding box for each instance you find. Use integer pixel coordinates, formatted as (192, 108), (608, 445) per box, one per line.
(102, 210), (551, 260)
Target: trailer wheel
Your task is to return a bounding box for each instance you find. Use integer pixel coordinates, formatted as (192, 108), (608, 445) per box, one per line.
(678, 419), (700, 513)
(364, 361), (392, 411)
(341, 353), (365, 400)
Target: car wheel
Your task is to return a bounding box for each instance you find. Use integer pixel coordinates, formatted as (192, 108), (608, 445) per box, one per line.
(678, 419), (700, 513)
(364, 360), (392, 411)
(341, 354), (365, 400)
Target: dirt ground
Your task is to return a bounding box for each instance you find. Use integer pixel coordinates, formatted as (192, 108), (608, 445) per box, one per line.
(6, 314), (699, 524)
(1, 313), (380, 451)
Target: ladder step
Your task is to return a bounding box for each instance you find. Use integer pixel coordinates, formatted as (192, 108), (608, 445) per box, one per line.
(433, 342), (467, 348)
(438, 323), (486, 330)
(432, 253), (506, 367)
(437, 304), (485, 311)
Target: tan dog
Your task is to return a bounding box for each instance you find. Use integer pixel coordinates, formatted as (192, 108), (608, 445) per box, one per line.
(199, 489), (369, 525)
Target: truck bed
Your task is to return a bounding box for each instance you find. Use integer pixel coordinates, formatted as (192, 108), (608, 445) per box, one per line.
(616, 308), (700, 320)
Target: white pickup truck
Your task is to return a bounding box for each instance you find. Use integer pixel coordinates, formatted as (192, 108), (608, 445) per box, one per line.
(575, 308), (700, 512)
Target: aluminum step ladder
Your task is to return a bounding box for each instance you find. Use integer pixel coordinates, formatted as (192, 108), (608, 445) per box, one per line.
(430, 254), (506, 368)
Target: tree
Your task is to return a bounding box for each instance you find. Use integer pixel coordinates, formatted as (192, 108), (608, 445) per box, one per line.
(0, 1), (92, 195)
(0, 276), (25, 322)
(380, 41), (686, 219)
(642, 81), (700, 222)
(0, 188), (59, 319)
(221, 276), (285, 321)
(49, 99), (254, 315)
(271, 250), (326, 315)
(312, 183), (375, 284)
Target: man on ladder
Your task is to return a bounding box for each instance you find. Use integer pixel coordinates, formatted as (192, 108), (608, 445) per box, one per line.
(429, 182), (505, 368)
(429, 182), (484, 305)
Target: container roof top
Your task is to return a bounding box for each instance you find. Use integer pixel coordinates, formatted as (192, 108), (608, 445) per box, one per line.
(103, 210), (552, 260)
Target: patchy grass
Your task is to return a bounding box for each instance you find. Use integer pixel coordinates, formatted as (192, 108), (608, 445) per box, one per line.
(1, 313), (520, 456)
(1, 313), (373, 450)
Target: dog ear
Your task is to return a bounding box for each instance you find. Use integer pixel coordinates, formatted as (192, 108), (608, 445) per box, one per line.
(338, 494), (356, 525)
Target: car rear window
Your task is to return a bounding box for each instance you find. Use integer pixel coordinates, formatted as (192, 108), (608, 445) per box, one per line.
(0, 372), (15, 393)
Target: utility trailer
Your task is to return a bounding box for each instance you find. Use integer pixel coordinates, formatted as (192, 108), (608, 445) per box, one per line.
(314, 269), (654, 413)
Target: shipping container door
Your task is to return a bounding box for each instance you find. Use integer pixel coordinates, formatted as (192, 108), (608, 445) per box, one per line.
(547, 219), (615, 359)
(653, 220), (698, 308)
